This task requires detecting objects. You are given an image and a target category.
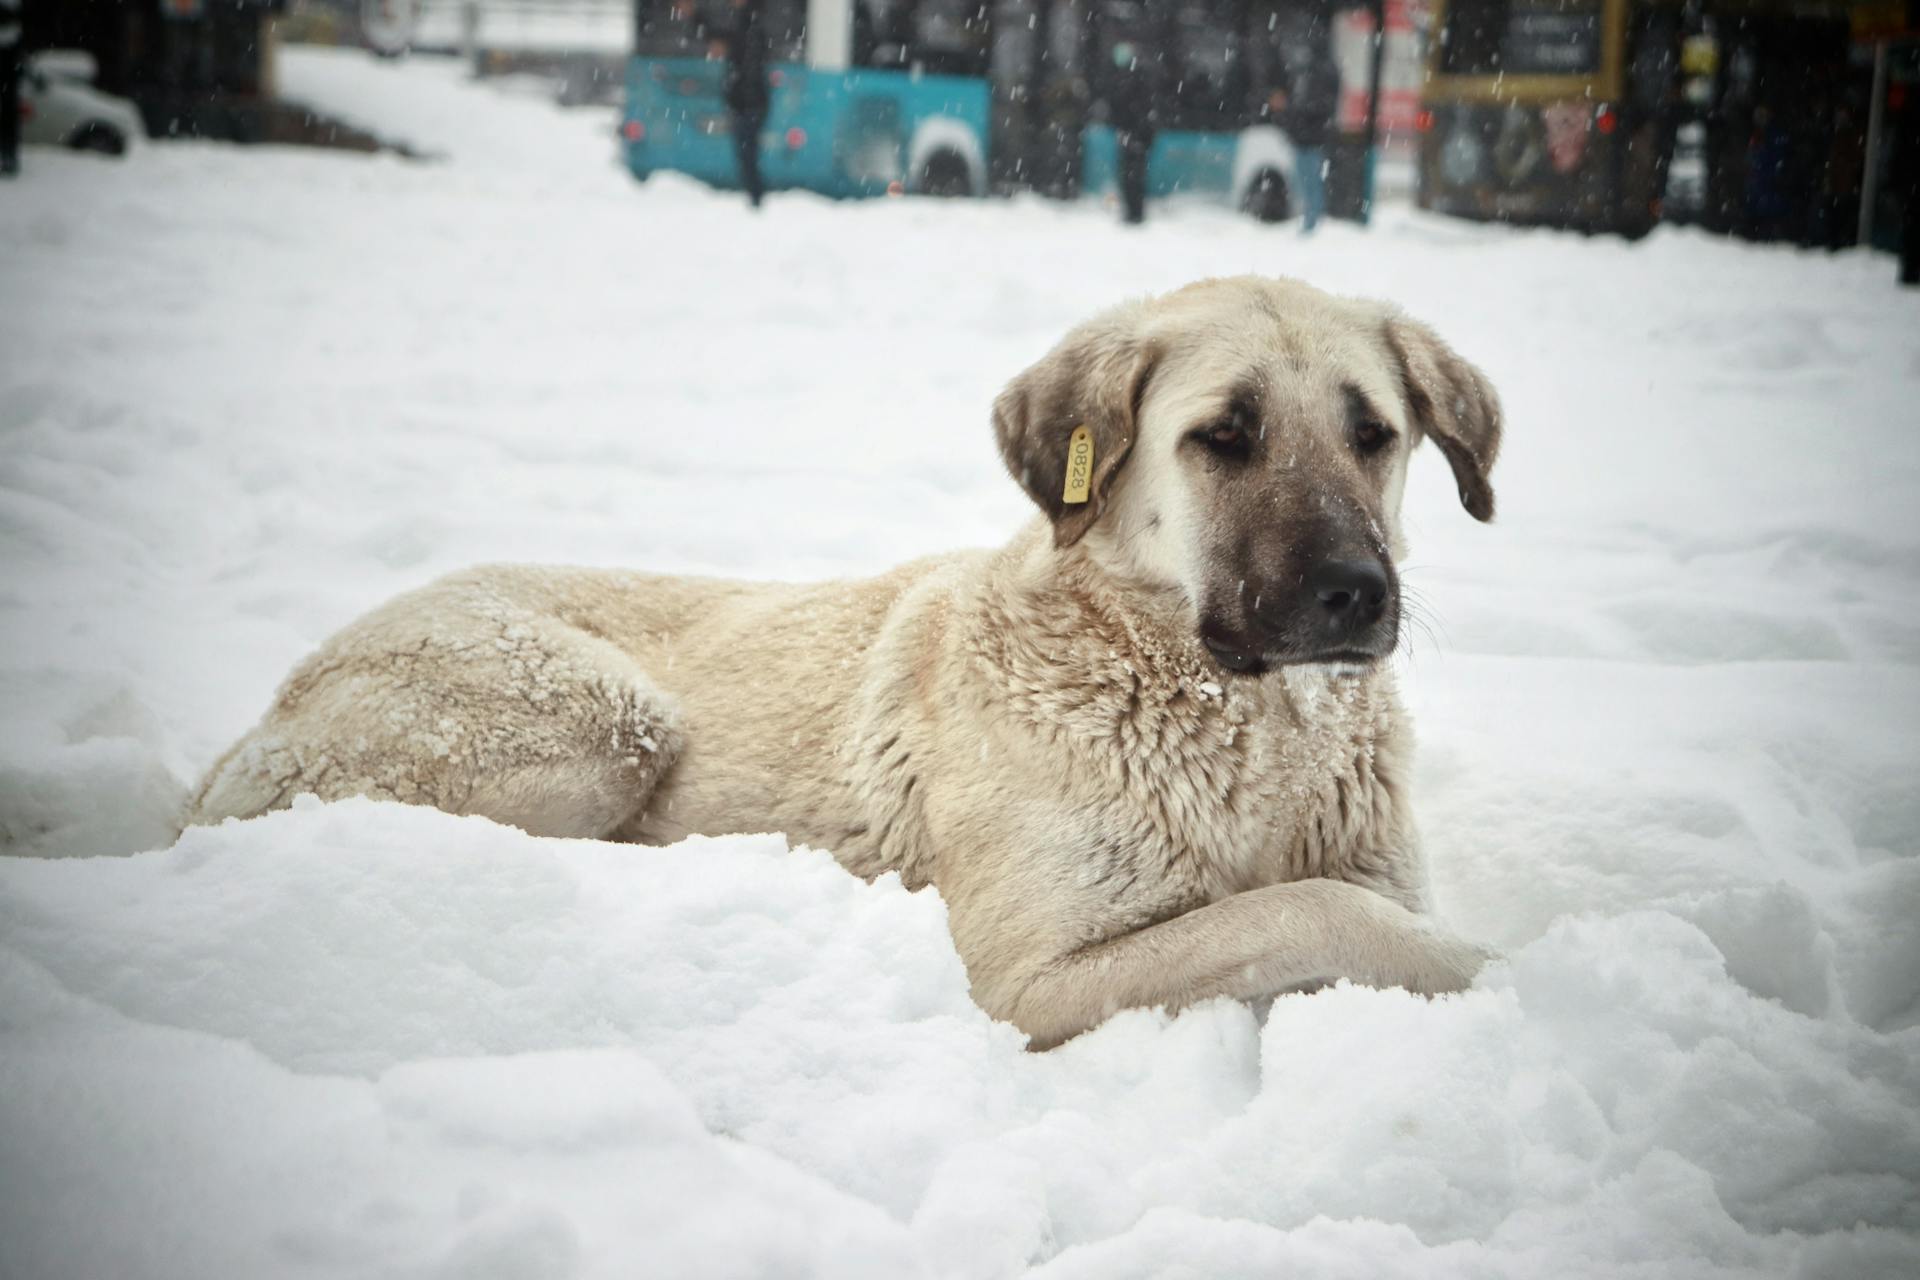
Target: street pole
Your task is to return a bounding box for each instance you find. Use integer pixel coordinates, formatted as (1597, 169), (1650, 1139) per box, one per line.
(1027, 0), (1049, 194)
(1858, 38), (1887, 249)
(1361, 0), (1386, 225)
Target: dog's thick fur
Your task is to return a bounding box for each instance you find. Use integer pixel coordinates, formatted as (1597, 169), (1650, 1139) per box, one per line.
(186, 276), (1503, 1048)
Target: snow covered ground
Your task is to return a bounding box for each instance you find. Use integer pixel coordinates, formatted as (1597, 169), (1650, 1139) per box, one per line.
(3, 45), (1918, 1280)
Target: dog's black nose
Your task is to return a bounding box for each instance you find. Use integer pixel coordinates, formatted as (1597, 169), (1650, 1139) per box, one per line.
(1307, 559), (1389, 630)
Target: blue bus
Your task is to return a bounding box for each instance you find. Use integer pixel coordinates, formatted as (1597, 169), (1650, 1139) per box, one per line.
(1073, 0), (1306, 221)
(621, 0), (1337, 220)
(623, 0), (993, 198)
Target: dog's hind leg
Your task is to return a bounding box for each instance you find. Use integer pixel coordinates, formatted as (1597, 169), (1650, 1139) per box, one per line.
(183, 573), (683, 840)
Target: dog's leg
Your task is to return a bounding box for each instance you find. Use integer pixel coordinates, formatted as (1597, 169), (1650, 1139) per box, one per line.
(992, 879), (1492, 1050)
(184, 585), (682, 841)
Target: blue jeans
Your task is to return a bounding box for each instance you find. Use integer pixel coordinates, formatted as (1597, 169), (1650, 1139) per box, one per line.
(1294, 146), (1326, 231)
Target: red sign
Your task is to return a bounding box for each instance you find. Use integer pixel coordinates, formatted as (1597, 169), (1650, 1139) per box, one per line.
(1335, 0), (1426, 145)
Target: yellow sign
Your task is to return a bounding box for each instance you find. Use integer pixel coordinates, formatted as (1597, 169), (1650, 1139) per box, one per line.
(1852, 0), (1911, 40)
(1680, 36), (1718, 78)
(1062, 426), (1094, 504)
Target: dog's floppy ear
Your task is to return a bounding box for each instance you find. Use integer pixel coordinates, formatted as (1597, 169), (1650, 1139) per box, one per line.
(992, 311), (1158, 548)
(1383, 314), (1503, 522)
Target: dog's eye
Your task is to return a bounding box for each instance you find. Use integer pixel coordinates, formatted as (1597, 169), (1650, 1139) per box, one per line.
(1352, 420), (1395, 455)
(1192, 422), (1251, 459)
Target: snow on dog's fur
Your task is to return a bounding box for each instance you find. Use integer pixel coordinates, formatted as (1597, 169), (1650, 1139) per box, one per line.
(187, 276), (1503, 1047)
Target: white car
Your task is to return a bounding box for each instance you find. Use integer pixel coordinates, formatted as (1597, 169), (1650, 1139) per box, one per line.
(20, 49), (145, 156)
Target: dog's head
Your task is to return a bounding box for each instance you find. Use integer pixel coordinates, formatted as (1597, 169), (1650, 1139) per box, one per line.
(993, 276), (1502, 677)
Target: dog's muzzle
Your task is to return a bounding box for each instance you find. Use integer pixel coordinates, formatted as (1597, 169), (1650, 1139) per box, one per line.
(1200, 557), (1397, 676)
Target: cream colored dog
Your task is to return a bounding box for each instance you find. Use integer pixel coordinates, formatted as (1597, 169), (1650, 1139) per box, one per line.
(187, 276), (1504, 1048)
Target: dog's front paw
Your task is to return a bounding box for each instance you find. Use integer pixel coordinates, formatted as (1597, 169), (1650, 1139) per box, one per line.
(1428, 936), (1497, 997)
(1404, 932), (1501, 997)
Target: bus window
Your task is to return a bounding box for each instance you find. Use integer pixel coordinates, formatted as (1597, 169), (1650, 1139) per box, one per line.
(1048, 0), (1087, 78)
(911, 0), (993, 77)
(991, 0), (1090, 94)
(764, 0), (806, 58)
(1089, 1), (1250, 130)
(635, 0), (804, 61)
(992, 0), (1039, 88)
(856, 1), (906, 66)
(856, 0), (991, 76)
(1439, 0), (1601, 77)
(1167, 1), (1246, 128)
(635, 0), (717, 57)
(1089, 1), (1153, 96)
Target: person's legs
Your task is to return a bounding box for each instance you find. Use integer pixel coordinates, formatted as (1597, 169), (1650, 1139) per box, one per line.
(1831, 194), (1858, 250)
(1119, 133), (1148, 224)
(1311, 148), (1326, 229)
(734, 110), (764, 207)
(1295, 146), (1325, 231)
(0, 54), (20, 177)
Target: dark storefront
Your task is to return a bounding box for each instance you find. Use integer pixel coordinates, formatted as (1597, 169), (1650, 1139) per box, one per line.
(1420, 0), (1920, 245)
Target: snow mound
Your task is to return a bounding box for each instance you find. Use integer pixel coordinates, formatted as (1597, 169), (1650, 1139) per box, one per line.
(3, 803), (1917, 1278)
(0, 671), (186, 858)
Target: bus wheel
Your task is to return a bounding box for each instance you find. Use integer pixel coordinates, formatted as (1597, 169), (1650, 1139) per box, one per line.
(919, 150), (974, 198)
(1243, 169), (1290, 223)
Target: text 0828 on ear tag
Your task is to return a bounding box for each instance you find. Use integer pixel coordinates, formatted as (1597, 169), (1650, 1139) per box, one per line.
(1062, 426), (1094, 505)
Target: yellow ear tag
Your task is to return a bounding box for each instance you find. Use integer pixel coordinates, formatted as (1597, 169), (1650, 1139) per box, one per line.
(1062, 426), (1094, 505)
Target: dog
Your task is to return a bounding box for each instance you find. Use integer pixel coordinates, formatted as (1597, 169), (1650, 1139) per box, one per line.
(185, 276), (1503, 1048)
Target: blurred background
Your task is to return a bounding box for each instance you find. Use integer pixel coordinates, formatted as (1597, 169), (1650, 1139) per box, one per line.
(8, 0), (1919, 255)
